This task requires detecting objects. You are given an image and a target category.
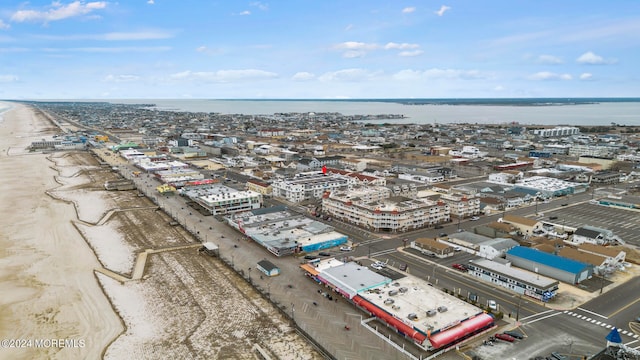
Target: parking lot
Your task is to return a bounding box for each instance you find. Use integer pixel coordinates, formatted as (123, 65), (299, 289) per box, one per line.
(542, 203), (640, 247)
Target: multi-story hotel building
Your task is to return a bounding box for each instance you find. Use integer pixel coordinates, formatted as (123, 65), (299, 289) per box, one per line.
(322, 187), (450, 233)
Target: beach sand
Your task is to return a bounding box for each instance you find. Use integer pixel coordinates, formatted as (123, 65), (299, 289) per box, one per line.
(0, 103), (122, 359)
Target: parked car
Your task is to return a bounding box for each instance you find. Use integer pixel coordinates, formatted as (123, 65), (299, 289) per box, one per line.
(371, 263), (384, 270)
(561, 203), (568, 206)
(452, 263), (467, 271)
(304, 255), (318, 260)
(494, 333), (515, 342)
(439, 233), (448, 237)
(434, 225), (444, 229)
(488, 300), (498, 311)
(340, 246), (352, 251)
(373, 261), (386, 268)
(503, 330), (524, 339)
(470, 216), (480, 221)
(549, 216), (558, 220)
(453, 246), (462, 252)
(551, 352), (567, 360)
(318, 252), (331, 257)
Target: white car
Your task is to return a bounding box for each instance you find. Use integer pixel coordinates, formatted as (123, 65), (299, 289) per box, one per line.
(373, 261), (387, 268)
(488, 300), (498, 311)
(371, 263), (384, 270)
(470, 216), (480, 221)
(340, 246), (352, 252)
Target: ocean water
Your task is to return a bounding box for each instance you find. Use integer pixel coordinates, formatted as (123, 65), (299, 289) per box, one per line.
(81, 98), (640, 126)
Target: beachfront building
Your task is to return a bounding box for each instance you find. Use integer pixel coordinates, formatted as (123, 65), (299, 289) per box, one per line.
(155, 168), (204, 183)
(299, 260), (495, 351)
(194, 189), (262, 215)
(322, 187), (450, 232)
(226, 206), (348, 256)
(466, 258), (558, 302)
(271, 171), (356, 203)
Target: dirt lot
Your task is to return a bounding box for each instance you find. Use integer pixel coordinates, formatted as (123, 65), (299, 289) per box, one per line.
(63, 151), (322, 359)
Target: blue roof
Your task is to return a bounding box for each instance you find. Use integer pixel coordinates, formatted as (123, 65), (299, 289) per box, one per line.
(506, 246), (591, 274)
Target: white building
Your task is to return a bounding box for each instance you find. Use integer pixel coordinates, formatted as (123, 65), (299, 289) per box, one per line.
(532, 127), (579, 138)
(449, 146), (488, 159)
(271, 171), (356, 203)
(322, 188), (450, 232)
(195, 190), (262, 215)
(438, 193), (481, 218)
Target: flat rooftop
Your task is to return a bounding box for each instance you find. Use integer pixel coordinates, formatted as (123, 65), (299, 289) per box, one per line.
(360, 276), (483, 335)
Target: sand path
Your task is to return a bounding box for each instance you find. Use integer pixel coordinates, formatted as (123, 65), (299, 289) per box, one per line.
(0, 103), (122, 360)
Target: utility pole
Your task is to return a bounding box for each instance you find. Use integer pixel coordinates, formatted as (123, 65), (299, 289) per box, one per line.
(516, 294), (522, 322)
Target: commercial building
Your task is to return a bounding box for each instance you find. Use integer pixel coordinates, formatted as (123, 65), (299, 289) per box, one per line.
(505, 246), (594, 284)
(299, 260), (495, 351)
(226, 206), (348, 256)
(466, 258), (558, 302)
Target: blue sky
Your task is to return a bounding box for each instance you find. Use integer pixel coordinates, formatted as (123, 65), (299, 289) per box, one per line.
(0, 1), (639, 99)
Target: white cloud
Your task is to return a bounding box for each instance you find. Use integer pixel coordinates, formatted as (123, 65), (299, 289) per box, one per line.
(334, 41), (421, 57)
(537, 54), (563, 64)
(528, 71), (572, 80)
(250, 2), (269, 11)
(384, 42), (419, 50)
(147, 0), (154, 4)
(579, 73), (593, 80)
(342, 50), (365, 58)
(0, 74), (19, 83)
(576, 51), (615, 65)
(292, 72), (315, 81)
(0, 20), (10, 30)
(196, 46), (223, 55)
(435, 5), (451, 16)
(239, 10), (251, 16)
(402, 7), (416, 14)
(34, 30), (174, 41)
(398, 50), (424, 57)
(494, 85), (505, 91)
(11, 1), (107, 23)
(393, 68), (487, 81)
(334, 41), (379, 51)
(103, 74), (141, 82)
(42, 46), (171, 53)
(318, 68), (380, 82)
(169, 69), (278, 82)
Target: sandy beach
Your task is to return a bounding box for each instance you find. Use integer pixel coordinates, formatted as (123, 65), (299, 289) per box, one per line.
(0, 103), (322, 360)
(0, 103), (122, 359)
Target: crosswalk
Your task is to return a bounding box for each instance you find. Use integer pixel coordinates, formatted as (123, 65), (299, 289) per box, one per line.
(563, 310), (640, 340)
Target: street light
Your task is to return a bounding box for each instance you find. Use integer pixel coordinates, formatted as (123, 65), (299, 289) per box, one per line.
(515, 294), (523, 322)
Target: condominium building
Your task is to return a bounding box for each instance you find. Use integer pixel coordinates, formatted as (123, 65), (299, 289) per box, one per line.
(439, 193), (481, 218)
(322, 187), (450, 233)
(271, 171), (356, 203)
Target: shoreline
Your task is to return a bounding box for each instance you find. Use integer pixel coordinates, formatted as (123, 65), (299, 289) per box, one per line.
(0, 102), (122, 359)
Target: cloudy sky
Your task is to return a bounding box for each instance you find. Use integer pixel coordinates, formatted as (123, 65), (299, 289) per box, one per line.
(0, 1), (639, 99)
